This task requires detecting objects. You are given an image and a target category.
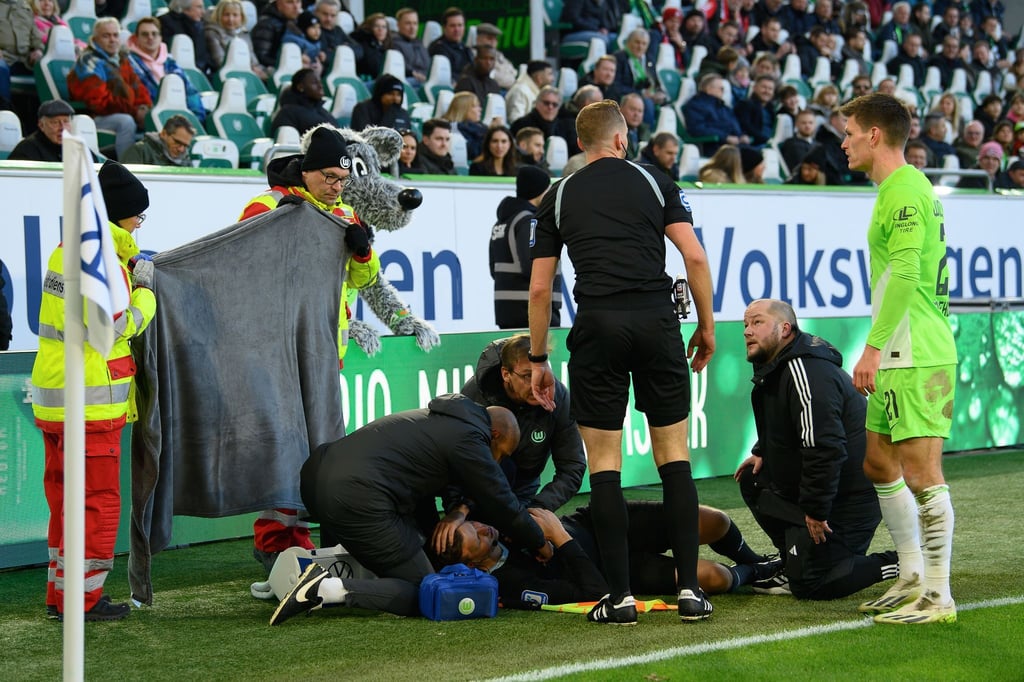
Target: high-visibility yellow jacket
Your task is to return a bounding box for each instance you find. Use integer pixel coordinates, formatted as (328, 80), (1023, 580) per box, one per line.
(31, 225), (156, 431)
(240, 186), (379, 364)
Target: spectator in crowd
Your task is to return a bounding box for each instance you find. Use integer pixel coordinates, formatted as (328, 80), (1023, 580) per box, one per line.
(910, 2), (935, 54)
(350, 12), (389, 80)
(735, 299), (899, 601)
(619, 92), (649, 159)
(908, 112), (922, 141)
(506, 60), (554, 126)
(786, 143), (830, 185)
(707, 19), (745, 57)
(875, 1), (913, 51)
(1006, 92), (1024, 126)
(780, 109), (819, 171)
(429, 7), (473, 83)
(1014, 121), (1024, 157)
(581, 54), (626, 103)
(808, 83), (840, 121)
(473, 22), (516, 91)
(956, 139), (1002, 189)
(455, 44), (501, 110)
(557, 85), (603, 157)
(736, 75), (777, 147)
(0, 0), (43, 108)
(799, 26), (840, 80)
(752, 0), (785, 27)
(416, 118), (457, 175)
(887, 31), (927, 87)
(510, 86), (568, 141)
(954, 120), (986, 168)
(991, 119), (1014, 158)
(993, 157), (1024, 189)
(349, 73), (410, 133)
(780, 0), (815, 38)
(31, 0), (87, 51)
(160, 0), (213, 75)
(811, 0), (841, 34)
(282, 12), (325, 77)
(740, 146), (765, 183)
(750, 17), (796, 61)
(270, 67), (336, 135)
(470, 125), (519, 177)
(974, 93), (1003, 138)
(397, 127), (423, 176)
(839, 0), (870, 35)
(698, 143), (745, 183)
(122, 113), (195, 166)
(95, 0), (126, 19)
(728, 56), (751, 101)
(251, 0), (302, 73)
(684, 73), (749, 155)
(68, 18), (152, 159)
(932, 4), (962, 46)
(815, 107), (869, 184)
(128, 17), (207, 124)
(639, 131), (680, 179)
(391, 7), (428, 87)
(443, 90), (487, 160)
(315, 0), (362, 72)
(206, 0), (267, 79)
(774, 84), (801, 129)
(680, 9), (712, 64)
(560, 0), (621, 51)
(841, 28), (873, 76)
(970, 0), (1005, 28)
(875, 77), (897, 96)
(849, 74), (873, 100)
(921, 113), (956, 165)
(659, 6), (687, 71)
(8, 98), (73, 162)
(929, 36), (970, 91)
(968, 40), (1004, 94)
(904, 139), (930, 169)
(931, 92), (965, 140)
(957, 10), (977, 46)
(515, 126), (548, 169)
(977, 15), (1011, 69)
(613, 28), (667, 128)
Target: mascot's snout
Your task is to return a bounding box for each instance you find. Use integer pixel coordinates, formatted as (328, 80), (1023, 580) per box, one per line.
(398, 188), (423, 211)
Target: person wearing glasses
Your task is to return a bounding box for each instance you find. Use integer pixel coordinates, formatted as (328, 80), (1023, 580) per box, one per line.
(33, 161), (156, 621)
(122, 114), (196, 166)
(126, 16), (207, 125)
(510, 86), (572, 142)
(240, 125), (380, 572)
(435, 334), (583, 537)
(8, 99), (82, 162)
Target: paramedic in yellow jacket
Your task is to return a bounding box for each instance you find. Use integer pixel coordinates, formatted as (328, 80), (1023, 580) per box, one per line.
(240, 125), (380, 569)
(32, 161), (156, 622)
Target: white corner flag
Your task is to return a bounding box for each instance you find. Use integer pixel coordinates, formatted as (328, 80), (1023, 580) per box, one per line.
(63, 135), (130, 357)
(61, 134), (131, 682)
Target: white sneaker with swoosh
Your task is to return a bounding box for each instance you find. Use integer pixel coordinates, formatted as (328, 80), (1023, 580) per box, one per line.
(270, 563), (328, 625)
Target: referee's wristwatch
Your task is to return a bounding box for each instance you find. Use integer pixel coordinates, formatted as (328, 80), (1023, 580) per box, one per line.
(527, 351), (548, 363)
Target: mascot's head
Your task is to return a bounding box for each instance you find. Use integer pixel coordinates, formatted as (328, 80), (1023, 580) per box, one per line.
(299, 124), (422, 233)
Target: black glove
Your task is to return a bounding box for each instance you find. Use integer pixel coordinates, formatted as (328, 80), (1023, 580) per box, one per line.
(278, 194), (305, 206)
(344, 223), (371, 258)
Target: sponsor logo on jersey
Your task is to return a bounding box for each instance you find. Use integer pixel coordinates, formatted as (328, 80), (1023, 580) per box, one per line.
(892, 206), (919, 232)
(678, 189), (692, 213)
(528, 218), (537, 247)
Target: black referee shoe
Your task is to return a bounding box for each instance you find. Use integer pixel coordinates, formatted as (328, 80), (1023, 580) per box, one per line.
(587, 594), (638, 626)
(678, 588), (713, 621)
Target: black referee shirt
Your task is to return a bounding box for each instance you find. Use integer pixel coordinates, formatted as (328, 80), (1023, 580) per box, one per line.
(531, 157), (693, 302)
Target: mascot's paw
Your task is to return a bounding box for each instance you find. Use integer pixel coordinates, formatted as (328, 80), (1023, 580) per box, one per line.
(391, 312), (441, 352)
(349, 319), (382, 356)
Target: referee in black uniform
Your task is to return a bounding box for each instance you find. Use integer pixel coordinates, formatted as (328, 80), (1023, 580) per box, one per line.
(527, 100), (716, 624)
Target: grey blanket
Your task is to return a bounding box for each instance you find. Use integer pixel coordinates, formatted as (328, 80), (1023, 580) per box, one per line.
(129, 202), (349, 604)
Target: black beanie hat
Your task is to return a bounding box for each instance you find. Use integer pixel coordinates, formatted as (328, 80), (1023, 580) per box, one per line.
(374, 73), (404, 99)
(740, 146), (764, 174)
(98, 160), (149, 222)
(516, 164), (550, 200)
(301, 126), (351, 171)
(297, 12), (319, 31)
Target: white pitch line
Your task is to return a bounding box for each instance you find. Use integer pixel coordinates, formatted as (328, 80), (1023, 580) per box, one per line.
(484, 595), (1024, 682)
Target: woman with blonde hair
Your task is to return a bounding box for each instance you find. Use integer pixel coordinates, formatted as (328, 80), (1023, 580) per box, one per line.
(930, 92), (963, 140)
(205, 0), (267, 78)
(808, 84), (840, 120)
(698, 144), (745, 184)
(31, 0), (87, 50)
(443, 91), (487, 160)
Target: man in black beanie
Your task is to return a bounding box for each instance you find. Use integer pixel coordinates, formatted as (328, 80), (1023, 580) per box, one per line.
(740, 146), (765, 183)
(240, 124), (380, 572)
(350, 73), (411, 133)
(32, 160), (156, 622)
(489, 165), (560, 329)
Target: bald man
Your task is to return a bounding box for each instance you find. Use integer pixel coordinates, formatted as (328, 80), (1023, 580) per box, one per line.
(272, 394), (551, 623)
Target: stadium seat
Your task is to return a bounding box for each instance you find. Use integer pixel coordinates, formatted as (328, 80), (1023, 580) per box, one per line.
(895, 62), (916, 93)
(879, 39), (899, 65)
(578, 37), (607, 77)
(272, 43), (303, 93)
(921, 66), (943, 105)
(62, 0), (96, 44)
(937, 152), (961, 187)
(383, 49), (406, 81)
(483, 92), (506, 126)
(949, 67), (968, 95)
(0, 110), (22, 160)
(69, 114), (108, 158)
(324, 45), (358, 95)
(275, 125), (300, 146)
(171, 34), (218, 111)
(240, 0), (257, 32)
(545, 134), (568, 176)
(973, 70), (993, 105)
(423, 55), (453, 104)
(208, 78), (273, 168)
(122, 0), (152, 32)
(809, 56), (833, 92)
(409, 102), (432, 136)
(433, 88), (455, 118)
(330, 82), (359, 127)
(557, 67), (578, 102)
(870, 60), (888, 87)
(838, 59), (860, 97)
(34, 25), (82, 108)
(615, 13), (643, 50)
(746, 25), (761, 45)
(676, 76), (696, 106)
(678, 142), (701, 182)
(465, 24), (477, 50)
(655, 106), (677, 135)
(761, 146), (782, 184)
(147, 73), (204, 133)
(659, 68), (682, 102)
(190, 135), (239, 168)
(655, 41), (676, 71)
(720, 78), (733, 107)
(339, 10), (355, 34)
(421, 20), (441, 48)
(686, 45), (707, 80)
(771, 114), (793, 148)
(217, 39), (271, 104)
(780, 53), (802, 83)
(450, 130), (469, 175)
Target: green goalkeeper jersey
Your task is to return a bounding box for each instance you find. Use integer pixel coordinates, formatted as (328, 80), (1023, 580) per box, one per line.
(866, 164), (957, 369)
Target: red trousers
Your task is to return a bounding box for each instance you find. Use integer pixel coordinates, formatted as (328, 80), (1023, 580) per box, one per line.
(43, 429), (122, 614)
(253, 509), (314, 553)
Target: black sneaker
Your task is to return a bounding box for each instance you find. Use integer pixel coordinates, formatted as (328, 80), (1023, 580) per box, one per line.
(752, 572), (792, 595)
(270, 563), (328, 626)
(586, 594), (638, 626)
(750, 556), (785, 584)
(82, 596), (131, 622)
(46, 605), (59, 619)
(253, 548), (280, 575)
(678, 588), (713, 621)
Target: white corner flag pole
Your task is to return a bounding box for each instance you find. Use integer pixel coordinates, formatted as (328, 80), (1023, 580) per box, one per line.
(61, 135), (128, 682)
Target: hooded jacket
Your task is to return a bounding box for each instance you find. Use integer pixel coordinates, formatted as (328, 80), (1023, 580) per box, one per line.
(302, 393), (547, 566)
(457, 338), (583, 512)
(269, 85), (336, 136)
(350, 76), (411, 132)
(749, 330), (875, 522)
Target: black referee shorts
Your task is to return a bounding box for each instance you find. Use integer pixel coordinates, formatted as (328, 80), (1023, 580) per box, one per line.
(566, 303), (691, 430)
